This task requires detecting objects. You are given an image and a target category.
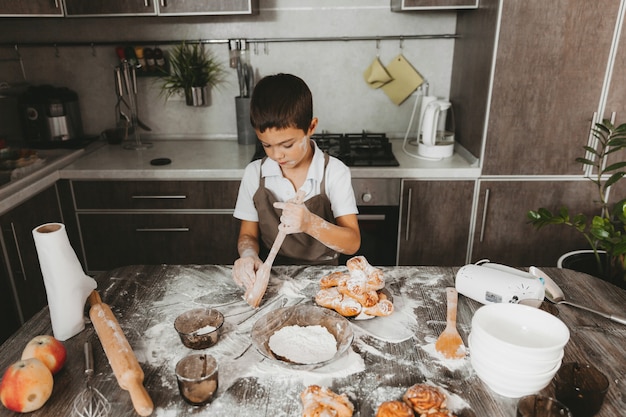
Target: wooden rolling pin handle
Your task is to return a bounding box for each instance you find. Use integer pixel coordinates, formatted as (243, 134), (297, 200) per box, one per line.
(89, 291), (154, 416)
(127, 381), (154, 417)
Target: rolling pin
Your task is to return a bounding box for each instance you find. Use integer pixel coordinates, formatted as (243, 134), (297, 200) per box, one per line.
(88, 291), (154, 416)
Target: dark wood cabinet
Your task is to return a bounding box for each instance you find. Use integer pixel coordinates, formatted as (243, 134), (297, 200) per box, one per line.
(398, 180), (474, 266)
(0, 0), (64, 16)
(481, 0), (622, 175)
(64, 0), (156, 16)
(471, 180), (600, 267)
(69, 180), (240, 273)
(157, 0), (258, 16)
(0, 257), (21, 345)
(391, 0), (478, 10)
(0, 185), (63, 331)
(63, 0), (257, 17)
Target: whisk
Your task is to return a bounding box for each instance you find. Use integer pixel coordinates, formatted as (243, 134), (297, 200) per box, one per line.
(72, 340), (111, 417)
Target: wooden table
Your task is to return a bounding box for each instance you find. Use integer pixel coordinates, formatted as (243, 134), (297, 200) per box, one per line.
(0, 265), (624, 417)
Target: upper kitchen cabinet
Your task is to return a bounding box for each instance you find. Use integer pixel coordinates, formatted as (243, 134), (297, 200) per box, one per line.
(0, 0), (64, 16)
(480, 0), (622, 175)
(391, 0), (478, 11)
(64, 0), (157, 16)
(157, 0), (258, 16)
(63, 0), (257, 17)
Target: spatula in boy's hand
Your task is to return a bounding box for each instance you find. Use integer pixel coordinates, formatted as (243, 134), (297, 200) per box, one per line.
(245, 190), (306, 308)
(435, 287), (467, 359)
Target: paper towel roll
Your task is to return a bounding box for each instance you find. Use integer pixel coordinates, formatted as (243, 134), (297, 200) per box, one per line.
(32, 223), (97, 341)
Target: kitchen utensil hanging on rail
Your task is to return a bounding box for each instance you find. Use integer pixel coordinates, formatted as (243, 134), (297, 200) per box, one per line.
(114, 61), (152, 150)
(231, 39), (254, 98)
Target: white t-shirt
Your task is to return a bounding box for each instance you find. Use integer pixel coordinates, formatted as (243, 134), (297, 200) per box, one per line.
(233, 141), (358, 222)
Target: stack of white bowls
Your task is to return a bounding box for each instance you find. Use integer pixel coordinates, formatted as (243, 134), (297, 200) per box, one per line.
(469, 303), (570, 398)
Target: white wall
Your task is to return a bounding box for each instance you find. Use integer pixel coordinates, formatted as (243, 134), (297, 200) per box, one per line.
(0, 0), (456, 140)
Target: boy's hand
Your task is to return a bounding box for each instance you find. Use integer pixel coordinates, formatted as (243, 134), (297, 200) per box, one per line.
(232, 250), (262, 290)
(274, 200), (311, 235)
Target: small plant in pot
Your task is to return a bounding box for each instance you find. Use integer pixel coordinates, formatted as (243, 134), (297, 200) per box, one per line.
(158, 41), (225, 107)
(527, 120), (626, 289)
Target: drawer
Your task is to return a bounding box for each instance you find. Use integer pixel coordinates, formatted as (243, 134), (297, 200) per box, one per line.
(71, 180), (240, 210)
(78, 213), (240, 271)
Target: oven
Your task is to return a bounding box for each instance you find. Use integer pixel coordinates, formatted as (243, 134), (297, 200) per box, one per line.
(347, 178), (400, 266)
(252, 132), (402, 266)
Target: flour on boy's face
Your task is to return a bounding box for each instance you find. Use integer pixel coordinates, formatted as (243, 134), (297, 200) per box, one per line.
(257, 127), (312, 168)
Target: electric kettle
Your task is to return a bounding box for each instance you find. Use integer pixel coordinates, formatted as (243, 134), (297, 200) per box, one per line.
(417, 98), (454, 159)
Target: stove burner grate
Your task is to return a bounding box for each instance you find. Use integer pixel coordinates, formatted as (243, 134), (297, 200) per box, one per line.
(251, 133), (400, 167)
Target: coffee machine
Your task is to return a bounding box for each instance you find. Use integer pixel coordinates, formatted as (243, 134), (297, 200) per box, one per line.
(19, 85), (84, 145)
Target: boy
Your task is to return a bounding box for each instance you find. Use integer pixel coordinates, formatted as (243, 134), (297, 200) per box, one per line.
(232, 73), (361, 291)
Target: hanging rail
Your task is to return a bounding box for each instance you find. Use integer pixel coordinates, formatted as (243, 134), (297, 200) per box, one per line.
(0, 33), (457, 49)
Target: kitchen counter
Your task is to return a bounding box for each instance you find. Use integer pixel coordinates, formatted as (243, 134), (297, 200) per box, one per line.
(0, 265), (623, 417)
(0, 138), (479, 214)
(0, 142), (103, 215)
(58, 139), (480, 180)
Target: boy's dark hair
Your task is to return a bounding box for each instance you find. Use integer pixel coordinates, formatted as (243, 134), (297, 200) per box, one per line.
(250, 73), (313, 133)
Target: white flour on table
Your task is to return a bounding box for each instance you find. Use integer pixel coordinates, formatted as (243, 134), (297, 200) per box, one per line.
(129, 266), (474, 416)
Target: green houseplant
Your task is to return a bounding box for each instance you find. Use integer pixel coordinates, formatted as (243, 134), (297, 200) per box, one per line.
(527, 120), (626, 288)
(159, 42), (225, 107)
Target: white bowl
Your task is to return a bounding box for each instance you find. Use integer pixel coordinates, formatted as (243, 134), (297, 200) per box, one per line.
(468, 333), (564, 374)
(471, 303), (569, 359)
(471, 352), (561, 398)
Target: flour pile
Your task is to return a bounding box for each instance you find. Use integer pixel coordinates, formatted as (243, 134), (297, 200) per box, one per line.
(268, 325), (337, 364)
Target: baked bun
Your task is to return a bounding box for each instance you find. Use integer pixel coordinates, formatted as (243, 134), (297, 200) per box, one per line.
(320, 271), (349, 288)
(314, 287), (362, 317)
(425, 411), (456, 417)
(375, 400), (415, 417)
(363, 299), (394, 316)
(402, 384), (447, 415)
(301, 385), (354, 417)
(315, 256), (393, 318)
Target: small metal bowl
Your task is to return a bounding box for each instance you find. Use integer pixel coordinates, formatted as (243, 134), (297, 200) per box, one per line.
(250, 304), (354, 371)
(174, 308), (224, 350)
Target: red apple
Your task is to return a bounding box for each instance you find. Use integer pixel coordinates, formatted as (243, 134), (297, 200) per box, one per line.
(21, 335), (67, 374)
(0, 358), (54, 413)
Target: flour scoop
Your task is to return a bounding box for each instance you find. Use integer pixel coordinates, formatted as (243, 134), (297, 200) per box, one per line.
(528, 267), (626, 325)
(245, 190), (306, 308)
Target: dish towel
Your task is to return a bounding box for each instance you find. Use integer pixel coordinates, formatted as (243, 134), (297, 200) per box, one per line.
(32, 223), (97, 341)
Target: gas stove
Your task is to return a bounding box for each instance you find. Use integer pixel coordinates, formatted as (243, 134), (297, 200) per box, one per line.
(252, 132), (400, 167)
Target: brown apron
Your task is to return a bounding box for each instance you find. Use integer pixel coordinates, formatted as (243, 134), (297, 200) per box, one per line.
(253, 153), (339, 265)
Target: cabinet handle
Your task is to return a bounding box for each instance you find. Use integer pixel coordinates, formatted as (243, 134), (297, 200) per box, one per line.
(54, 0), (59, 9)
(9, 222), (28, 282)
(131, 195), (187, 199)
(405, 187), (412, 241)
(479, 188), (490, 243)
(357, 214), (386, 221)
(160, 0), (166, 7)
(144, 0), (150, 7)
(136, 228), (190, 232)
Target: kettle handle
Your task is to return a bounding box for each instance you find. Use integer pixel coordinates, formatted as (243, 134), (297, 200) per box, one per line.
(420, 100), (451, 146)
(420, 101), (441, 146)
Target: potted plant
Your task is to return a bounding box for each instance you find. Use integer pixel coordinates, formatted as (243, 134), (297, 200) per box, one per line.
(158, 41), (225, 107)
(527, 119), (626, 289)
